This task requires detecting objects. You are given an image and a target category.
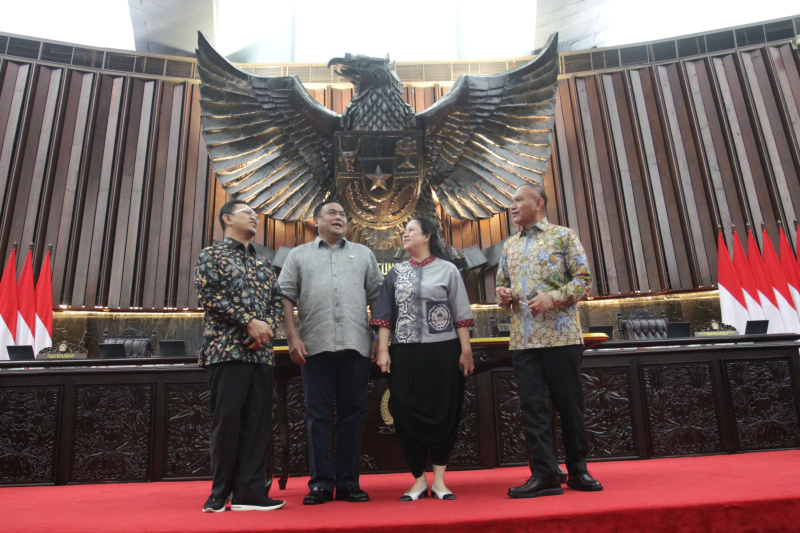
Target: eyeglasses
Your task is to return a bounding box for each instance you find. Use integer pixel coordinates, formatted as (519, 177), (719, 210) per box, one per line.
(231, 207), (259, 218)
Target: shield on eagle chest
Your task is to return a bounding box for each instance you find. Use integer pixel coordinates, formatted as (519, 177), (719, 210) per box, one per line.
(335, 131), (422, 230)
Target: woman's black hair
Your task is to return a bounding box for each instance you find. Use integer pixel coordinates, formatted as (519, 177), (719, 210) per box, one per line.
(409, 217), (450, 261)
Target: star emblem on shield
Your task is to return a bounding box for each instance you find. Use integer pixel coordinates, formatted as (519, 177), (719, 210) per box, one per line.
(366, 164), (392, 191)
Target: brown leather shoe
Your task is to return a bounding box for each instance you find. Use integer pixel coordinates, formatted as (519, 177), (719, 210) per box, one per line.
(507, 477), (564, 498)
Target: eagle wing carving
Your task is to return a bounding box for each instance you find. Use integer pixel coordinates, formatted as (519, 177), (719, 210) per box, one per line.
(418, 33), (559, 220)
(196, 32), (340, 220)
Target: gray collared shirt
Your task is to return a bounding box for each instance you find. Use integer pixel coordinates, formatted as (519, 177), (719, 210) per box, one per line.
(277, 237), (384, 358)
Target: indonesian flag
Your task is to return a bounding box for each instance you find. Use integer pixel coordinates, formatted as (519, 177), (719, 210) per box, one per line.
(16, 248), (36, 348)
(717, 231), (748, 334)
(0, 250), (18, 360)
(747, 229), (784, 333)
(732, 230), (765, 321)
(762, 228), (800, 333)
(778, 226), (800, 325)
(34, 249), (53, 354)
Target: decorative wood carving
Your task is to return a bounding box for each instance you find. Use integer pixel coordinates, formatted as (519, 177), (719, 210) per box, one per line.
(642, 364), (723, 456)
(583, 368), (636, 458)
(725, 359), (800, 450)
(165, 384), (211, 478)
(493, 370), (527, 465)
(71, 385), (153, 482)
(450, 376), (481, 467)
(273, 380), (308, 474)
(0, 387), (59, 484)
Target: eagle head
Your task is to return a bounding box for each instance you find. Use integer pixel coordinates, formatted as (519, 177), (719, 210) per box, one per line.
(327, 53), (401, 92)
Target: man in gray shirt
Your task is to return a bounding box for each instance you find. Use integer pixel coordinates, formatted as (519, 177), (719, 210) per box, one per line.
(278, 199), (384, 505)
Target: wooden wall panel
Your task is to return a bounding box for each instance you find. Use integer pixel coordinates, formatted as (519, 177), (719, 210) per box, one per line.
(554, 79), (601, 295)
(106, 79), (154, 308)
(0, 41), (798, 309)
(712, 53), (778, 254)
(683, 58), (745, 244)
(44, 70), (94, 302)
(0, 60), (32, 262)
(740, 48), (800, 246)
(628, 67), (694, 290)
(70, 74), (125, 307)
(575, 75), (632, 295)
(11, 66), (63, 269)
(656, 62), (716, 287)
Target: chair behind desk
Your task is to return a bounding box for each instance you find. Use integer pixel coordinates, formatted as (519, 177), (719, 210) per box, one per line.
(101, 328), (157, 358)
(618, 310), (668, 340)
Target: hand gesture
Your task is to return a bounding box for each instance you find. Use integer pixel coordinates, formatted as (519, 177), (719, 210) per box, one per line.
(526, 291), (555, 315)
(287, 334), (309, 365)
(377, 348), (391, 373)
(496, 287), (512, 306)
(459, 349), (474, 377)
(246, 319), (273, 350)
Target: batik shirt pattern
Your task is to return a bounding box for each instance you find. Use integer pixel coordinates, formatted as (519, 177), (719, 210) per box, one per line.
(371, 256), (474, 344)
(195, 238), (284, 367)
(496, 219), (592, 350)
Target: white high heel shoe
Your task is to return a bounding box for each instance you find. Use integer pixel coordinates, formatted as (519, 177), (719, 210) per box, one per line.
(399, 480), (429, 501)
(431, 486), (455, 500)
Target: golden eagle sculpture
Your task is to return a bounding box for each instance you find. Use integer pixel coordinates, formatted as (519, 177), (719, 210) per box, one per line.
(196, 32), (559, 249)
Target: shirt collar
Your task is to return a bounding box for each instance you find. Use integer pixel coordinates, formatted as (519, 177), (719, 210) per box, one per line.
(409, 256), (436, 267)
(518, 218), (550, 238)
(222, 237), (256, 254)
(314, 236), (348, 249)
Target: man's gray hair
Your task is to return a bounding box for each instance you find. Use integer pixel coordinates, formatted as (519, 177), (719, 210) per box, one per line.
(520, 183), (548, 206)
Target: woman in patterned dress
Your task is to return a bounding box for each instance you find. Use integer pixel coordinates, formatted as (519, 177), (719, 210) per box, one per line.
(372, 217), (475, 501)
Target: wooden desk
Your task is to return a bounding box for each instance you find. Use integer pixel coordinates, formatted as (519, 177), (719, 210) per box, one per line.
(1, 334), (798, 487)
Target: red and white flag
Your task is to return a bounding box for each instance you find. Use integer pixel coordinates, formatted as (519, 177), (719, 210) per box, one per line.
(717, 231), (749, 334)
(747, 229), (784, 333)
(16, 247), (36, 348)
(762, 228), (800, 333)
(779, 226), (800, 324)
(732, 230), (765, 321)
(34, 248), (53, 354)
(0, 250), (18, 360)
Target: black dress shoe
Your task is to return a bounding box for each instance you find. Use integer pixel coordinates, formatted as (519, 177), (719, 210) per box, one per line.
(335, 485), (369, 502)
(303, 487), (334, 505)
(566, 472), (603, 492)
(507, 476), (564, 498)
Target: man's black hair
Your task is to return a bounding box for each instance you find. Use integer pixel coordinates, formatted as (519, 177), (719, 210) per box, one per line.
(218, 200), (248, 231)
(312, 198), (344, 219)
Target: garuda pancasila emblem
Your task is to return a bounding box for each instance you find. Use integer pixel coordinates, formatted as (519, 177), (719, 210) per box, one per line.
(196, 33), (559, 249)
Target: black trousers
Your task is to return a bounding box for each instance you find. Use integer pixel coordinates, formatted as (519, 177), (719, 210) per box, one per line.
(207, 361), (274, 499)
(388, 339), (465, 478)
(301, 350), (370, 492)
(510, 344), (588, 480)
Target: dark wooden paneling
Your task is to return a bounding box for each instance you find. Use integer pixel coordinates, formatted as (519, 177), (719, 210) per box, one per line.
(70, 74), (125, 307)
(10, 66), (63, 272)
(3, 335), (798, 485)
(575, 75), (631, 294)
(601, 72), (660, 293)
(1, 42), (799, 308)
(0, 60), (32, 263)
(656, 62), (716, 287)
(629, 67), (694, 290)
(44, 70), (95, 303)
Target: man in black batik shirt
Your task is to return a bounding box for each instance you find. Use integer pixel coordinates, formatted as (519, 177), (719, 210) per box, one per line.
(195, 200), (284, 512)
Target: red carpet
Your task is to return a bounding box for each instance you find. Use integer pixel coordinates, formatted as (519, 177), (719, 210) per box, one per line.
(4, 450), (800, 533)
